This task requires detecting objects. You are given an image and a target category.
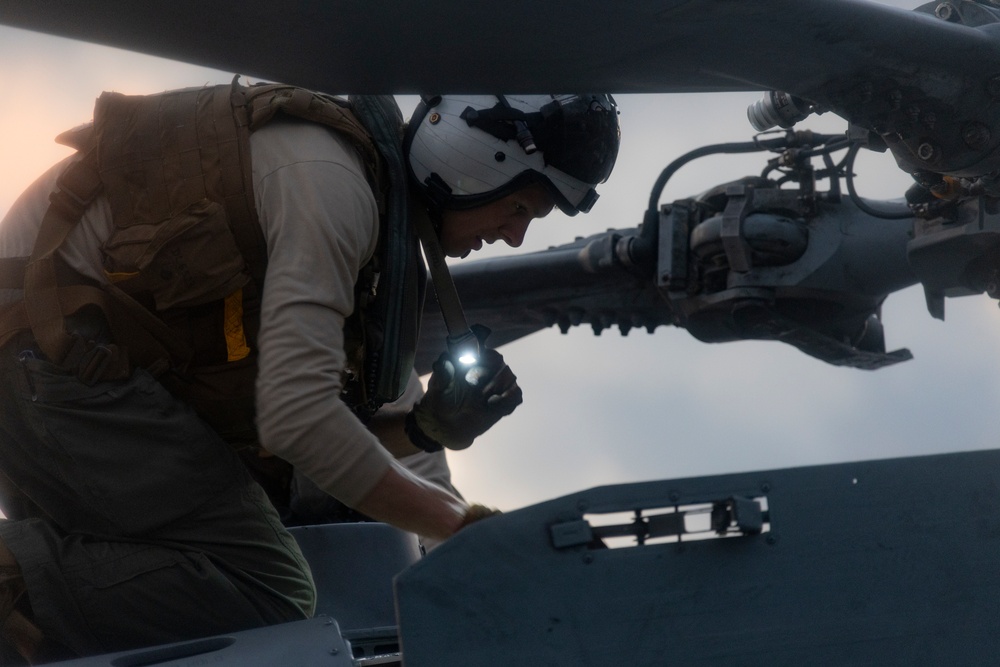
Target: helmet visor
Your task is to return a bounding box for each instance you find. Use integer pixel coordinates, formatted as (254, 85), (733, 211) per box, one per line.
(532, 95), (620, 186)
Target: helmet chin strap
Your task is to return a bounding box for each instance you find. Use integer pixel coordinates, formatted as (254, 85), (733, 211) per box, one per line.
(421, 173), (453, 223)
(412, 204), (482, 361)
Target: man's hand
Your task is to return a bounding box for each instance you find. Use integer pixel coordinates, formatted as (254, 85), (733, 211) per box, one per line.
(406, 348), (522, 451)
(353, 464), (500, 540)
(458, 503), (502, 530)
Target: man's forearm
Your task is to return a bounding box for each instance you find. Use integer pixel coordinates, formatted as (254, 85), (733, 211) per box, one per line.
(353, 461), (466, 540)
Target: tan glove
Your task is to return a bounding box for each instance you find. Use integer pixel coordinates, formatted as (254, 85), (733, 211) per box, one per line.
(457, 503), (502, 531)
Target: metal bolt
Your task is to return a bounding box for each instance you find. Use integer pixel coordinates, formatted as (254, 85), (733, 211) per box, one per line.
(917, 141), (939, 162)
(766, 535), (778, 545)
(934, 2), (957, 20)
(760, 483), (771, 493)
(330, 647), (340, 655)
(669, 491), (680, 502)
(962, 121), (991, 151)
(429, 112), (441, 124)
(583, 554), (594, 564)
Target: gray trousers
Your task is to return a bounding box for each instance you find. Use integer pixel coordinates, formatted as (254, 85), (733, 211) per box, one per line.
(0, 340), (316, 657)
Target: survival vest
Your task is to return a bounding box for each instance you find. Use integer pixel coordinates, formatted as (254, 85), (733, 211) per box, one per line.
(0, 79), (422, 447)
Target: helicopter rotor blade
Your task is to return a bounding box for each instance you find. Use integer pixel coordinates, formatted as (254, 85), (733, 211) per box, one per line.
(1, 0), (996, 96)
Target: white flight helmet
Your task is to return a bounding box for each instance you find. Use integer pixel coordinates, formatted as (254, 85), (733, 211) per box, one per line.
(405, 95), (620, 216)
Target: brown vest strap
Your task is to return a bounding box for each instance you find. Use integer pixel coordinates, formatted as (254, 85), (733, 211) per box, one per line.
(23, 154), (104, 362)
(227, 79), (269, 289)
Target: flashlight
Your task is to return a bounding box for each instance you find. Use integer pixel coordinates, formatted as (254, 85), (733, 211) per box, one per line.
(447, 328), (481, 366)
(446, 325), (491, 384)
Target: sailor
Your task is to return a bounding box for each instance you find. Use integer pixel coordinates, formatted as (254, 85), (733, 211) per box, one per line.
(0, 87), (619, 661)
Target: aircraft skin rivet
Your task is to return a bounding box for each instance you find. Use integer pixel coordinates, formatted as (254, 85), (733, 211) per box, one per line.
(429, 112), (441, 124)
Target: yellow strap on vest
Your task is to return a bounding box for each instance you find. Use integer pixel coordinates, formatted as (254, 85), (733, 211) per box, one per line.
(223, 288), (250, 362)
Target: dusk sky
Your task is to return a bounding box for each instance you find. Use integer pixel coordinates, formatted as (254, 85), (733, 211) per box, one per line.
(2, 1), (998, 514)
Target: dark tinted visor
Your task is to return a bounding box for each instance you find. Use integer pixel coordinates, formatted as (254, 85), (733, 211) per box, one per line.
(531, 95), (620, 185)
